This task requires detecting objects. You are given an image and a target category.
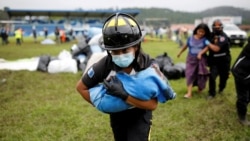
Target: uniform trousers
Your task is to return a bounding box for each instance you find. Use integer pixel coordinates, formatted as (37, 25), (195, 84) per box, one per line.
(208, 55), (231, 96)
(234, 78), (250, 120)
(110, 108), (152, 141)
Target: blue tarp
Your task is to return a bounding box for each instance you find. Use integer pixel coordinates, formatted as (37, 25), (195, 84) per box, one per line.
(89, 67), (176, 113)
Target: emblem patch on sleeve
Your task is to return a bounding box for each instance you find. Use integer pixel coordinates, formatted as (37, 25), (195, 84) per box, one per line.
(87, 67), (95, 78)
(220, 36), (225, 42)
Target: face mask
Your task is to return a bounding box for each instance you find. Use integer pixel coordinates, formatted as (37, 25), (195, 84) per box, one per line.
(111, 52), (135, 68)
(214, 30), (221, 35)
(213, 27), (222, 35)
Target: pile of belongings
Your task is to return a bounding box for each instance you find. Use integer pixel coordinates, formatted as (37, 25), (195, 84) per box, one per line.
(37, 50), (78, 73)
(154, 52), (186, 80)
(0, 27), (105, 74)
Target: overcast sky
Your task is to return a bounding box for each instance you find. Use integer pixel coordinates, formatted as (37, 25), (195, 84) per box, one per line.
(0, 0), (250, 12)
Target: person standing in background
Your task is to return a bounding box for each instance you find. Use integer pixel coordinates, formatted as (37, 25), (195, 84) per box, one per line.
(0, 26), (8, 45)
(54, 26), (60, 43)
(33, 29), (37, 43)
(32, 25), (37, 43)
(44, 27), (48, 39)
(14, 27), (22, 46)
(59, 29), (66, 43)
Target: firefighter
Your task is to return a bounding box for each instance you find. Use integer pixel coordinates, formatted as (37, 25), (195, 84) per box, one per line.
(76, 13), (175, 141)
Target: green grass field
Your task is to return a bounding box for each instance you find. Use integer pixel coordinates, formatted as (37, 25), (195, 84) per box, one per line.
(0, 36), (249, 141)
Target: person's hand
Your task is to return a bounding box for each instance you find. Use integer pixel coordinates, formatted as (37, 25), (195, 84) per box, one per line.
(103, 76), (129, 100)
(197, 52), (202, 60)
(177, 53), (181, 58)
(213, 36), (219, 44)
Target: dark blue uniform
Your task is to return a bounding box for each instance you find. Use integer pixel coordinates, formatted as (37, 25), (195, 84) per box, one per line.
(208, 32), (231, 97)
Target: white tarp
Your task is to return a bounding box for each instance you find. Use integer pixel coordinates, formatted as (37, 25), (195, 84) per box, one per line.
(83, 52), (107, 75)
(0, 50), (77, 74)
(47, 50), (78, 74)
(41, 39), (56, 45)
(47, 59), (77, 74)
(0, 57), (39, 71)
(88, 33), (102, 46)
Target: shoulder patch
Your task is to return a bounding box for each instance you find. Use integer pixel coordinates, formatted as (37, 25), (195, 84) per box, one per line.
(87, 67), (95, 78)
(220, 36), (225, 42)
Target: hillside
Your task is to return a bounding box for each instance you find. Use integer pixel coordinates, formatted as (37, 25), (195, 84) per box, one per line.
(125, 6), (250, 24)
(1, 6), (250, 24)
(200, 6), (250, 24)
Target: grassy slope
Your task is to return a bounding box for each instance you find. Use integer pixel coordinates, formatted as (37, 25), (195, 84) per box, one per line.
(0, 36), (249, 141)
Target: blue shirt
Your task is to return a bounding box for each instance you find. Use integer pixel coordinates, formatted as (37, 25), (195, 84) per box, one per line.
(187, 36), (210, 56)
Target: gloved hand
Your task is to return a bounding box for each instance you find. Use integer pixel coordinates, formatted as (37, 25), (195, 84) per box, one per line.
(103, 76), (129, 101)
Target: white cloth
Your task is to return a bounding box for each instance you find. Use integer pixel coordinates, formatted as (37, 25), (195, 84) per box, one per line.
(88, 33), (102, 46)
(83, 52), (107, 75)
(0, 57), (39, 71)
(47, 59), (78, 74)
(41, 39), (56, 44)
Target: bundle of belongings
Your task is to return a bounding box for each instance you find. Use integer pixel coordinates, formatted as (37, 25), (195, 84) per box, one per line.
(37, 50), (78, 74)
(0, 29), (104, 74)
(155, 52), (186, 79)
(71, 34), (104, 72)
(0, 50), (78, 73)
(70, 37), (92, 72)
(37, 34), (104, 74)
(89, 67), (176, 113)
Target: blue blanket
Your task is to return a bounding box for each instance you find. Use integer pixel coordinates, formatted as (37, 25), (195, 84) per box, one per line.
(89, 67), (176, 113)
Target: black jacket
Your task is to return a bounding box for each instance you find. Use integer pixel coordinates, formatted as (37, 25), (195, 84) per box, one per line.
(208, 32), (231, 66)
(231, 37), (250, 83)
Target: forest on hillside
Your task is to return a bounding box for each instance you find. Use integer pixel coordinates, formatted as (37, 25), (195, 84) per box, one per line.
(124, 6), (250, 24)
(1, 6), (250, 24)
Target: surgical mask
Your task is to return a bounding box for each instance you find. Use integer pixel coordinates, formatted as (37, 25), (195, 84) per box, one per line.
(111, 52), (135, 68)
(213, 27), (222, 35)
(214, 30), (222, 35)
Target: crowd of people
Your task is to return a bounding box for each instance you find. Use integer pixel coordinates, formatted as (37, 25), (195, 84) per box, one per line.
(0, 25), (74, 45)
(75, 12), (249, 141)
